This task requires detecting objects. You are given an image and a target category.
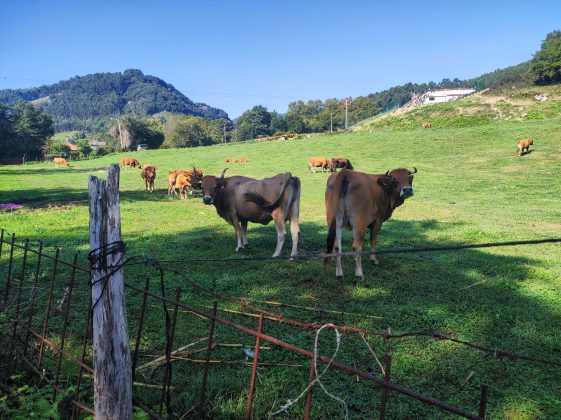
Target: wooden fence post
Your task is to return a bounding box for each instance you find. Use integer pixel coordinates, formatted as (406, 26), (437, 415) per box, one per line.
(88, 164), (132, 420)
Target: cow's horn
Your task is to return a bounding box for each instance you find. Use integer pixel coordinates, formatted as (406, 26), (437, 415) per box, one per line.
(193, 166), (202, 179)
(385, 170), (390, 176)
(219, 168), (228, 180)
(410, 167), (418, 174)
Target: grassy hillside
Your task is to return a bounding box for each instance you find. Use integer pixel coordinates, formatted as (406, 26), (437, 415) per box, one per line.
(1, 119), (560, 418)
(356, 84), (561, 131)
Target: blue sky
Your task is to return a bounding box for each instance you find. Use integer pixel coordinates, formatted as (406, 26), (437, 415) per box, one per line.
(1, 0), (559, 118)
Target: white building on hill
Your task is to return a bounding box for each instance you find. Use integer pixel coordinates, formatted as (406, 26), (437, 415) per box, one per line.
(414, 88), (476, 105)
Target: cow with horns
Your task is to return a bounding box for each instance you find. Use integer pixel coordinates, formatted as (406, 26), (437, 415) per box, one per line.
(201, 169), (301, 258)
(324, 167), (417, 278)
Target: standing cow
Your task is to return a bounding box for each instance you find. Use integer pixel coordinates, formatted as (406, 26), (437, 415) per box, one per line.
(324, 167), (417, 278)
(168, 168), (203, 195)
(201, 169), (301, 258)
(120, 157), (142, 170)
(516, 139), (533, 156)
(141, 165), (157, 192)
(331, 157), (354, 172)
(308, 157), (332, 173)
(422, 121), (432, 128)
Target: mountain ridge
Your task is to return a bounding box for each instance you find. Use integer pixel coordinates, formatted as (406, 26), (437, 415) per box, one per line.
(0, 69), (229, 131)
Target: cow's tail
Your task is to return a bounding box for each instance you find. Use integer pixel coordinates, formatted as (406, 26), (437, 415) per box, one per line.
(287, 176), (301, 217)
(323, 171), (349, 268)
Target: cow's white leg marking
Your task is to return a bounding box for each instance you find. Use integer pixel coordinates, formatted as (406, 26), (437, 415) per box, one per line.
(335, 217), (344, 278)
(289, 185), (300, 258)
(232, 216), (244, 251)
(272, 209), (286, 258)
(369, 220), (382, 265)
(353, 223), (367, 278)
(241, 221), (248, 247)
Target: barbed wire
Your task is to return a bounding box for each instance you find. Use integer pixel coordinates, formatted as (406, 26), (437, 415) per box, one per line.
(3, 231), (561, 369)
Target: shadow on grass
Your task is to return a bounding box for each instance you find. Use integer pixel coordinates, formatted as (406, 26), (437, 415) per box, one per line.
(0, 167), (109, 176)
(0, 185), (202, 208)
(1, 218), (560, 417)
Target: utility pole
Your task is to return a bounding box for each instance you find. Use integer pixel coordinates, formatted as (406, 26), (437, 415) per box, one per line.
(117, 118), (124, 150)
(223, 123), (226, 144)
(330, 113), (333, 132)
(343, 98), (352, 130)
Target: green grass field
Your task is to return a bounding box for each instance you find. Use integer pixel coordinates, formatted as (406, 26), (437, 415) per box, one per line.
(1, 119), (560, 418)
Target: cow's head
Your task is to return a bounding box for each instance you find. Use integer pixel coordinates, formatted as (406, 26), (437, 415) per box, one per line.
(378, 167), (417, 204)
(202, 168), (228, 205)
(529, 139), (534, 145)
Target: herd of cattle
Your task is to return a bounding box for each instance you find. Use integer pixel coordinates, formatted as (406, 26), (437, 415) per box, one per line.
(113, 156), (417, 277)
(48, 136), (534, 277)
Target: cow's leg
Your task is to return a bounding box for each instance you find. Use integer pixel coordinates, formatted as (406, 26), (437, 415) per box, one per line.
(334, 224), (344, 278)
(288, 190), (300, 259)
(241, 221), (249, 247)
(271, 208), (287, 258)
(353, 222), (367, 278)
(232, 216), (245, 251)
(369, 220), (382, 265)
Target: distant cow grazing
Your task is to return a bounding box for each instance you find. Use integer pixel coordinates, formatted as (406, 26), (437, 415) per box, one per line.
(225, 158), (239, 163)
(168, 168), (203, 195)
(201, 169), (301, 258)
(324, 167), (417, 278)
(120, 157), (142, 170)
(422, 121), (432, 128)
(141, 165), (157, 192)
(308, 157), (332, 173)
(331, 157), (354, 172)
(516, 139), (533, 156)
(53, 157), (69, 168)
(239, 157), (250, 163)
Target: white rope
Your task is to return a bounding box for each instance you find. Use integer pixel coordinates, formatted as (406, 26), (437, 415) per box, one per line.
(270, 323), (349, 419)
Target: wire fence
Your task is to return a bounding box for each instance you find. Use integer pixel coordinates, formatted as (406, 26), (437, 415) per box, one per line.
(1, 228), (561, 419)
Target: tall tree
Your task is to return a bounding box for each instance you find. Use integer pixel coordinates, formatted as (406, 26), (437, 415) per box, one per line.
(531, 30), (561, 84)
(11, 102), (54, 162)
(162, 116), (211, 148)
(232, 106), (272, 141)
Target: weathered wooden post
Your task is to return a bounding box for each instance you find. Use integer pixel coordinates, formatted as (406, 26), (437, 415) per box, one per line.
(88, 164), (132, 419)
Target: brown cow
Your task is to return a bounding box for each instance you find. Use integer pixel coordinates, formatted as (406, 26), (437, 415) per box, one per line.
(516, 139), (533, 156)
(422, 121), (432, 128)
(239, 157), (250, 163)
(168, 168), (203, 195)
(141, 165), (157, 192)
(324, 167), (417, 278)
(175, 173), (193, 199)
(225, 157), (239, 163)
(330, 157), (354, 172)
(308, 157), (332, 173)
(120, 157), (142, 170)
(53, 157), (70, 167)
(201, 169), (301, 258)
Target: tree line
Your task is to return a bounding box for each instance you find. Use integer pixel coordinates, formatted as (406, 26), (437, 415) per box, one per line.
(1, 30), (560, 160)
(0, 102), (54, 163)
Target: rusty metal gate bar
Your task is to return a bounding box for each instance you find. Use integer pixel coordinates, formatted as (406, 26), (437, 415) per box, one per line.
(0, 230), (498, 419)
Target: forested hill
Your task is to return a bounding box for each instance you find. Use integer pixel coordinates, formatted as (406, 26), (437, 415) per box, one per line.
(0, 69), (229, 131)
